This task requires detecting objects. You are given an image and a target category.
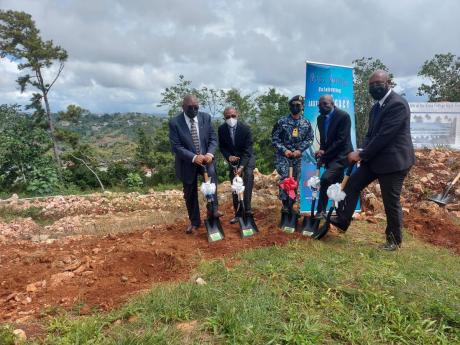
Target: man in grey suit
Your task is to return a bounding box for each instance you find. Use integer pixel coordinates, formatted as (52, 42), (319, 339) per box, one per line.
(169, 95), (222, 234)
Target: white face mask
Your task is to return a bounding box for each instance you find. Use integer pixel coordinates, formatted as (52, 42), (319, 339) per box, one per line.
(226, 117), (237, 127)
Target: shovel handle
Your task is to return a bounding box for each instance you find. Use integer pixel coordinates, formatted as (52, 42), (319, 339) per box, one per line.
(202, 165), (210, 183)
(340, 162), (356, 189)
(451, 171), (460, 186)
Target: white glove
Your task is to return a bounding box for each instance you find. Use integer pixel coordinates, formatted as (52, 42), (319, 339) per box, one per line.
(231, 176), (245, 194)
(307, 176), (321, 190)
(200, 181), (216, 196)
(327, 183), (346, 202)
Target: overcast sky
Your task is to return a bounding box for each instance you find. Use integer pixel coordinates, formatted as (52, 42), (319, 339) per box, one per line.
(0, 0), (459, 113)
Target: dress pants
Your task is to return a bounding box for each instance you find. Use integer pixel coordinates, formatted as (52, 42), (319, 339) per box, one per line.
(338, 163), (409, 245)
(229, 166), (254, 213)
(317, 161), (346, 213)
(183, 163), (218, 227)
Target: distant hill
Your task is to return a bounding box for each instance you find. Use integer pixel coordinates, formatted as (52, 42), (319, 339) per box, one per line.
(58, 112), (164, 162)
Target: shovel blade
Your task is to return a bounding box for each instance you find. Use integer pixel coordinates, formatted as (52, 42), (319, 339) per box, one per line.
(238, 215), (258, 238)
(428, 193), (453, 206)
(280, 210), (298, 234)
(205, 217), (225, 242)
(300, 216), (320, 237)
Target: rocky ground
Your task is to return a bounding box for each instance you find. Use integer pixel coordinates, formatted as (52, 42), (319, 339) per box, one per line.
(0, 149), (459, 339)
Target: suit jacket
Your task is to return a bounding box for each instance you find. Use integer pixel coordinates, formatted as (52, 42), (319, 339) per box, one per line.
(218, 122), (255, 168)
(169, 111), (217, 184)
(360, 91), (415, 174)
(317, 107), (353, 166)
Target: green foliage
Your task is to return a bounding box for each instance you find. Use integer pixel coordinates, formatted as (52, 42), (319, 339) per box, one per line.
(252, 88), (290, 173)
(158, 75), (199, 118)
(0, 104), (55, 193)
(418, 52), (460, 102)
(0, 9), (68, 171)
(352, 57), (395, 147)
(25, 157), (60, 195)
(125, 172), (143, 188)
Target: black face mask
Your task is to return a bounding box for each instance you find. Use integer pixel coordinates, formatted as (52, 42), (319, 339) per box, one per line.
(290, 104), (302, 115)
(319, 106), (332, 115)
(185, 105), (199, 118)
(369, 85), (388, 100)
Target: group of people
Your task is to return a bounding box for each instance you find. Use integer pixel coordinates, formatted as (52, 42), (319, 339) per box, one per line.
(168, 70), (415, 251)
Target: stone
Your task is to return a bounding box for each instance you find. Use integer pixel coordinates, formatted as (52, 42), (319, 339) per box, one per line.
(13, 329), (27, 341)
(195, 277), (206, 285)
(412, 184), (423, 193)
(121, 275), (129, 282)
(26, 283), (38, 293)
(50, 272), (75, 287)
(92, 247), (101, 254)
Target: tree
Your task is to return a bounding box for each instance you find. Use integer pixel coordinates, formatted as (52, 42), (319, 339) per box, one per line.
(253, 88), (289, 173)
(0, 10), (68, 171)
(352, 57), (395, 146)
(225, 88), (257, 121)
(0, 104), (58, 194)
(158, 75), (199, 117)
(417, 53), (460, 102)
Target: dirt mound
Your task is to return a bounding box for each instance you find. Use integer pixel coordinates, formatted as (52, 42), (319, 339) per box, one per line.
(0, 205), (303, 327)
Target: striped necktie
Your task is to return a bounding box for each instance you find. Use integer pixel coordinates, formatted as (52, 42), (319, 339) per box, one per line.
(190, 117), (201, 154)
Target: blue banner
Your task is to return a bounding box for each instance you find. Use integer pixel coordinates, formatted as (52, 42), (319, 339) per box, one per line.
(300, 61), (358, 213)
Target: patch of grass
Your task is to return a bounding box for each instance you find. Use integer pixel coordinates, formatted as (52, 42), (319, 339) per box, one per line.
(33, 225), (460, 344)
(0, 325), (16, 345)
(0, 206), (51, 225)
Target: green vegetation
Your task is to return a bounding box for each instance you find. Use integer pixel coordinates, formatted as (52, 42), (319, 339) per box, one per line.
(5, 225), (457, 344)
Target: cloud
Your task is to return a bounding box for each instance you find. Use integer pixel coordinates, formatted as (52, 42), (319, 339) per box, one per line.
(0, 0), (458, 112)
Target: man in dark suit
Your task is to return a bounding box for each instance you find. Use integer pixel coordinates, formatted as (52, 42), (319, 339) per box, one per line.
(315, 94), (353, 215)
(169, 95), (222, 234)
(218, 107), (255, 224)
(329, 70), (415, 251)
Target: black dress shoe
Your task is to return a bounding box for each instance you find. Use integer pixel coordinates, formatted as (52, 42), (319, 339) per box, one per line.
(229, 217), (238, 224)
(327, 215), (350, 232)
(379, 242), (400, 251)
(185, 224), (198, 234)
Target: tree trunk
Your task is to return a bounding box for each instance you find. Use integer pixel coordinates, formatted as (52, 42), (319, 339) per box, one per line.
(38, 68), (63, 173)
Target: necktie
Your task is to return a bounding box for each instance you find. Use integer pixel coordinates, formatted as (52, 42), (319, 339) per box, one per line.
(373, 103), (381, 126)
(230, 126), (236, 145)
(190, 117), (201, 154)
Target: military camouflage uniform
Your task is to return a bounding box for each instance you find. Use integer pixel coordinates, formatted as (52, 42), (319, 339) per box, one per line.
(272, 114), (314, 201)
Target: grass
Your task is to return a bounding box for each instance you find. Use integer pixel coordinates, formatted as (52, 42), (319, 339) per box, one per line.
(1, 224), (459, 344)
(0, 206), (52, 226)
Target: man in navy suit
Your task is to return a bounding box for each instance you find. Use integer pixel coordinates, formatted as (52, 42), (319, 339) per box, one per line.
(218, 107), (255, 224)
(169, 95), (222, 234)
(315, 95), (353, 215)
(329, 70), (415, 251)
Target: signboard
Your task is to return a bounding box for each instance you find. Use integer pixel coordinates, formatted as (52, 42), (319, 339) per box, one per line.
(300, 61), (357, 213)
(409, 102), (460, 149)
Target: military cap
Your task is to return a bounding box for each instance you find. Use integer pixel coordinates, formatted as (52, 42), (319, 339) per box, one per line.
(289, 95), (304, 105)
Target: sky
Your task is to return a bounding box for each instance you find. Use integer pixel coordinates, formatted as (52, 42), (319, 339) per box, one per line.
(0, 0), (459, 114)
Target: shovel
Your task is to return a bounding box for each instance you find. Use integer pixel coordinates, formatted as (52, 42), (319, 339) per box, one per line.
(428, 171), (460, 206)
(301, 160), (322, 236)
(279, 159), (299, 234)
(310, 162), (356, 240)
(231, 166), (258, 238)
(202, 166), (225, 242)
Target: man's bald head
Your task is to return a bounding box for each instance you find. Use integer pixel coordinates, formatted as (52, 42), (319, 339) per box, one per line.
(182, 94), (198, 107)
(369, 69), (390, 86)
